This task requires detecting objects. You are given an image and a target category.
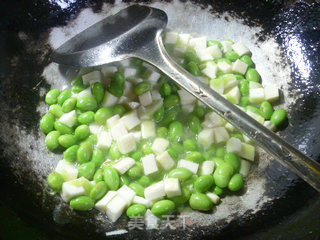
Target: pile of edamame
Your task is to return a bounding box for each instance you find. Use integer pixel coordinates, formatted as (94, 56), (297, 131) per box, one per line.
(41, 31), (288, 223)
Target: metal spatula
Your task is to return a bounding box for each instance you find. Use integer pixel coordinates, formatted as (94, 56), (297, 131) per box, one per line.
(51, 4), (320, 192)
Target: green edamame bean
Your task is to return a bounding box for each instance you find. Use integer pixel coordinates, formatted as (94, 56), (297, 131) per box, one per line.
(93, 169), (104, 183)
(139, 140), (153, 155)
(112, 104), (126, 116)
(224, 153), (241, 173)
(103, 166), (120, 190)
(186, 61), (201, 76)
(183, 139), (198, 151)
(85, 134), (98, 145)
(194, 175), (214, 193)
(92, 82), (104, 103)
(62, 97), (77, 113)
(239, 96), (250, 107)
(109, 142), (122, 160)
(193, 105), (205, 118)
(207, 40), (222, 49)
(246, 105), (262, 116)
(94, 107), (113, 125)
(76, 96), (97, 111)
(215, 146), (226, 158)
(153, 106), (164, 122)
(131, 58), (143, 67)
(45, 131), (60, 150)
(58, 134), (77, 148)
(90, 181), (108, 201)
(245, 68), (260, 82)
(45, 89), (60, 105)
(49, 104), (64, 118)
(168, 168), (192, 181)
(184, 50), (199, 64)
(151, 200), (175, 218)
(213, 157), (224, 168)
(170, 142), (184, 154)
(77, 142), (93, 164)
(54, 121), (73, 135)
(78, 111), (95, 124)
(270, 108), (287, 126)
(260, 101), (273, 120)
(134, 81), (151, 95)
(72, 76), (84, 86)
(137, 175), (152, 187)
(216, 162), (234, 177)
(225, 51), (239, 62)
(228, 173), (244, 191)
(230, 133), (244, 141)
(235, 74), (245, 80)
(126, 204), (147, 218)
(70, 196), (94, 211)
(75, 125), (90, 140)
(108, 81), (123, 97)
(186, 151), (204, 164)
(164, 95), (180, 109)
(213, 186), (224, 196)
(40, 114), (55, 134)
(167, 148), (179, 161)
(127, 163), (143, 179)
(78, 161), (96, 180)
(120, 175), (130, 187)
(157, 127), (168, 138)
(205, 146), (216, 158)
(129, 182), (145, 197)
(239, 79), (249, 96)
(47, 171), (64, 191)
(169, 187), (191, 204)
(189, 193), (213, 211)
(72, 84), (87, 93)
(213, 163), (234, 188)
(130, 150), (143, 161)
(240, 55), (254, 67)
(112, 71), (126, 85)
(160, 83), (171, 97)
(64, 145), (80, 162)
(158, 105), (180, 126)
(169, 121), (184, 142)
(91, 148), (105, 168)
(57, 90), (72, 106)
(188, 115), (202, 134)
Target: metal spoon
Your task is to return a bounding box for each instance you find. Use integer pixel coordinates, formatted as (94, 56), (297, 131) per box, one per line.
(51, 4), (320, 192)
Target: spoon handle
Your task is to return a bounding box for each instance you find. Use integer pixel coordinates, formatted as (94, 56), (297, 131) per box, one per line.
(136, 33), (320, 192)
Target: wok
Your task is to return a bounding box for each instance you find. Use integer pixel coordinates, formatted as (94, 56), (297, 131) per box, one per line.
(0, 0), (320, 239)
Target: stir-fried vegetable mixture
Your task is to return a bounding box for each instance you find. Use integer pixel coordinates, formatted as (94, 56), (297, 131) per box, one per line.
(41, 31), (287, 223)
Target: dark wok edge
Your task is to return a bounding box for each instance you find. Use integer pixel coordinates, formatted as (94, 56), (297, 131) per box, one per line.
(0, 0), (319, 239)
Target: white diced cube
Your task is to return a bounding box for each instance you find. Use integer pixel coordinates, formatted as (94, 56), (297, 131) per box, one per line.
(249, 88), (265, 104)
(151, 90), (162, 101)
(117, 134), (137, 154)
(59, 110), (77, 128)
(77, 87), (92, 97)
(118, 96), (128, 105)
(144, 181), (165, 201)
(119, 111), (141, 131)
(89, 122), (101, 135)
(239, 143), (255, 161)
(117, 185), (136, 207)
(133, 196), (153, 208)
(264, 120), (276, 131)
(113, 157), (135, 174)
(239, 159), (251, 177)
(174, 45), (187, 57)
(225, 86), (240, 104)
(156, 151), (175, 171)
(55, 160), (78, 182)
(82, 71), (101, 85)
(106, 114), (120, 129)
(246, 110), (265, 124)
(101, 65), (117, 77)
(61, 177), (90, 202)
(207, 45), (222, 59)
(182, 103), (195, 114)
(145, 99), (163, 116)
(232, 59), (248, 75)
(213, 127), (230, 143)
(189, 36), (207, 49)
(144, 209), (159, 229)
(217, 61), (232, 73)
(232, 43), (251, 56)
(141, 120), (156, 139)
(132, 131), (142, 142)
(164, 178), (181, 198)
(105, 195), (127, 222)
(95, 191), (117, 212)
(206, 192), (220, 204)
(178, 33), (191, 45)
(165, 32), (178, 44)
(151, 138), (169, 154)
(118, 59), (131, 68)
(129, 77), (143, 85)
(177, 159), (199, 174)
(242, 134), (253, 144)
(225, 123), (236, 132)
(223, 74), (238, 90)
(142, 154), (158, 175)
(221, 40), (233, 53)
(97, 130), (112, 149)
(148, 71), (161, 83)
(177, 89), (196, 105)
(194, 47), (213, 62)
(202, 112), (224, 128)
(200, 161), (215, 175)
(124, 81), (133, 97)
(198, 128), (215, 147)
(139, 91), (153, 106)
(226, 137), (242, 154)
(137, 106), (149, 120)
(126, 101), (140, 110)
(110, 122), (128, 140)
(102, 91), (118, 107)
(202, 61), (218, 79)
(123, 67), (137, 78)
(264, 85), (279, 102)
(249, 81), (263, 89)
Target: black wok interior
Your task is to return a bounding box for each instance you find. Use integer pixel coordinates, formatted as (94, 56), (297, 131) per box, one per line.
(0, 0), (320, 239)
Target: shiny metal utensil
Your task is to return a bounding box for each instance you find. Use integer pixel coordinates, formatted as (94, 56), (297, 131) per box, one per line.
(51, 4), (320, 192)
